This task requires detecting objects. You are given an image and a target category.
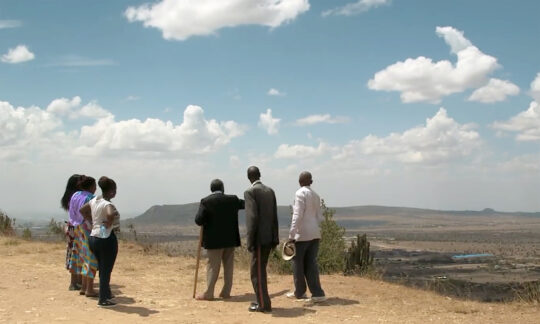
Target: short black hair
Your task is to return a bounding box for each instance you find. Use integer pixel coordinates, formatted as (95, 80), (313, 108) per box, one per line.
(98, 176), (116, 193)
(247, 166), (260, 181)
(79, 176), (96, 191)
(210, 179), (224, 192)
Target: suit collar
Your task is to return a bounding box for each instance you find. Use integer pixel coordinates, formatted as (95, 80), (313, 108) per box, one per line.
(251, 180), (262, 187)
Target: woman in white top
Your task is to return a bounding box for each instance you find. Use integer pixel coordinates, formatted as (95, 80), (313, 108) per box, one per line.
(80, 176), (119, 307)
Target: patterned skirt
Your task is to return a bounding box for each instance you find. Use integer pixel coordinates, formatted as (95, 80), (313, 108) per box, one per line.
(68, 225), (83, 274)
(80, 222), (98, 278)
(65, 224), (75, 271)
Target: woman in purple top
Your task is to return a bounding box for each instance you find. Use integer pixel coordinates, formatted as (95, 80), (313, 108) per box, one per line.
(69, 176), (98, 297)
(60, 174), (82, 291)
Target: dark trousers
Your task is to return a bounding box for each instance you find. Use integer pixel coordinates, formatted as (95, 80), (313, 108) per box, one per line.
(292, 239), (325, 298)
(89, 232), (118, 303)
(250, 246), (272, 310)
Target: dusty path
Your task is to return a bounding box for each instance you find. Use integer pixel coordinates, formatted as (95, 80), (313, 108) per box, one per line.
(0, 238), (538, 323)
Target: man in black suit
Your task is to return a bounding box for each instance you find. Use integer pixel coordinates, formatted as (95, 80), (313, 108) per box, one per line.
(195, 179), (244, 300)
(244, 166), (279, 313)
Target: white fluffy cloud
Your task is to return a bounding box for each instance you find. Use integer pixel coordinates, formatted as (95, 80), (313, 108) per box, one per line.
(46, 96), (113, 119)
(77, 105), (245, 156)
(0, 98), (245, 160)
(530, 73), (540, 102)
(46, 96), (82, 116)
(125, 0), (310, 41)
(322, 0), (390, 17)
(267, 88), (285, 96)
(0, 101), (62, 147)
(337, 108), (481, 164)
(368, 26), (499, 103)
(295, 114), (349, 126)
(492, 101), (540, 141)
(274, 142), (330, 159)
(258, 109), (280, 135)
(468, 78), (520, 103)
(1, 45), (35, 63)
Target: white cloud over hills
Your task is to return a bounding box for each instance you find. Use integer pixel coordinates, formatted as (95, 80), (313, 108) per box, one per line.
(368, 26), (500, 104)
(337, 108), (481, 164)
(274, 108), (481, 165)
(492, 101), (540, 141)
(274, 142), (330, 159)
(1, 45), (35, 63)
(125, 0), (310, 41)
(0, 98), (245, 161)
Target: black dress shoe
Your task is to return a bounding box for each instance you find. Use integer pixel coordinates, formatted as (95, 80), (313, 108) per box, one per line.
(248, 303), (271, 313)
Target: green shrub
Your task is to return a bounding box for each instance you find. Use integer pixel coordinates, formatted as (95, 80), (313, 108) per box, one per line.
(268, 245), (293, 274)
(47, 218), (65, 239)
(318, 200), (346, 274)
(22, 227), (32, 240)
(345, 233), (375, 275)
(0, 210), (15, 236)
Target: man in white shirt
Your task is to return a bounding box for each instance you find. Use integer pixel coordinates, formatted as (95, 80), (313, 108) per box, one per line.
(286, 171), (326, 302)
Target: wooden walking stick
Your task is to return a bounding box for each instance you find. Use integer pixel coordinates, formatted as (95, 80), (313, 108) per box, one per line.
(193, 227), (203, 298)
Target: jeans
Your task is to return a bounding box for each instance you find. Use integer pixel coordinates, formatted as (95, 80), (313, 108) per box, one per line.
(89, 232), (118, 303)
(292, 239), (325, 298)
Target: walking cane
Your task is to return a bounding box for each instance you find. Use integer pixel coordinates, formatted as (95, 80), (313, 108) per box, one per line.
(193, 227), (203, 299)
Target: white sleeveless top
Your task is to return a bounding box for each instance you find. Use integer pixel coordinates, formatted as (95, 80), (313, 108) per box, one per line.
(89, 196), (117, 238)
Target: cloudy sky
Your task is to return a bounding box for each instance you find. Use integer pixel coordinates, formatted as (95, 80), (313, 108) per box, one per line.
(1, 0), (540, 219)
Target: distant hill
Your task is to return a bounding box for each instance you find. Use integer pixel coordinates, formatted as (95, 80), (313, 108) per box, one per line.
(123, 203), (293, 228)
(123, 203), (540, 230)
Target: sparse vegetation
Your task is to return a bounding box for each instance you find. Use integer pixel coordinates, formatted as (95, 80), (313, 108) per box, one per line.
(318, 200), (346, 274)
(345, 233), (375, 276)
(513, 281), (540, 303)
(0, 210), (16, 236)
(22, 227), (32, 240)
(47, 218), (65, 239)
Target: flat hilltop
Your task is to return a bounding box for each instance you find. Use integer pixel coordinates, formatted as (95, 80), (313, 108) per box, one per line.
(1, 237), (538, 324)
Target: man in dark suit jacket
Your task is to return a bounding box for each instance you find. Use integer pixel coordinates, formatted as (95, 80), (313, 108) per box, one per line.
(244, 166), (279, 313)
(195, 179), (244, 300)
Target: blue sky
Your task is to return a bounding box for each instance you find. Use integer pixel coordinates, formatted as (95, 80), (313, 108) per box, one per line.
(1, 0), (540, 218)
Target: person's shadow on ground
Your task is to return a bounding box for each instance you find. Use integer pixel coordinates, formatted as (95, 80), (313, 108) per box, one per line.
(271, 307), (316, 318)
(304, 297), (359, 307)
(101, 295), (159, 317)
(225, 289), (289, 302)
(107, 305), (159, 317)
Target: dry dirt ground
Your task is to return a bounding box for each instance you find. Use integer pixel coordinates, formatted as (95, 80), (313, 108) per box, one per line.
(1, 238), (538, 324)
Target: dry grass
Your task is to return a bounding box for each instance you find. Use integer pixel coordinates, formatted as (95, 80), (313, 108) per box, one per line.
(1, 237), (539, 324)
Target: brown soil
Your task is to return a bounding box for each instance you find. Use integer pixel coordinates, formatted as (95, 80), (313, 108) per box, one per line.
(1, 237), (538, 324)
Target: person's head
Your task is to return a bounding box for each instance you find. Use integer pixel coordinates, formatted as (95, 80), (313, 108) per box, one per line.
(79, 175), (96, 194)
(210, 179), (224, 193)
(60, 174), (82, 211)
(98, 176), (117, 200)
(299, 171), (313, 187)
(247, 166), (261, 184)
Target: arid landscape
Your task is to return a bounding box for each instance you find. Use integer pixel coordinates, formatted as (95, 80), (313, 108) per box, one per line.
(3, 204), (539, 323)
(1, 236), (539, 324)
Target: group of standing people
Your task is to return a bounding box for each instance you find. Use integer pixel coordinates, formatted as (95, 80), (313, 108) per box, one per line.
(60, 174), (120, 307)
(194, 166), (326, 313)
